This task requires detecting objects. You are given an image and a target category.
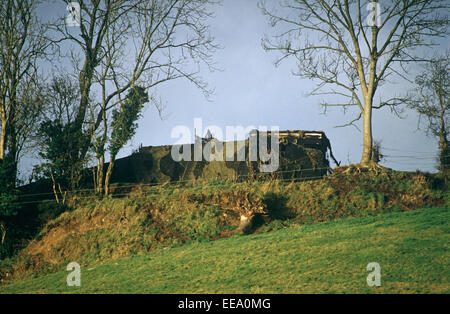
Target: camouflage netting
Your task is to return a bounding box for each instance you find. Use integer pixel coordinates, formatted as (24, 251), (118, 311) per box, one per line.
(107, 130), (333, 185)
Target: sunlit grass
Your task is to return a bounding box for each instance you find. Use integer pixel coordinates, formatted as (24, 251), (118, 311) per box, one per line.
(1, 207), (448, 294)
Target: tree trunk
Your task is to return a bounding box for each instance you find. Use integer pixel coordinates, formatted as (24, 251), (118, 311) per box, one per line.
(76, 62), (94, 131)
(0, 118), (6, 160)
(6, 125), (18, 185)
(96, 107), (107, 194)
(439, 127), (449, 174)
(92, 167), (97, 192)
(0, 221), (6, 245)
(68, 62), (94, 170)
(50, 173), (60, 204)
(104, 155), (115, 196)
(360, 103), (373, 166)
(438, 98), (448, 169)
(96, 154), (104, 194)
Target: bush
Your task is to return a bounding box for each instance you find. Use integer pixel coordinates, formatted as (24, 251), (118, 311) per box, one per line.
(0, 158), (20, 259)
(36, 200), (69, 227)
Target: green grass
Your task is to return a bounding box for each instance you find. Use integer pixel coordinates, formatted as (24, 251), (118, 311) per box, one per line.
(2, 170), (446, 279)
(1, 206), (448, 294)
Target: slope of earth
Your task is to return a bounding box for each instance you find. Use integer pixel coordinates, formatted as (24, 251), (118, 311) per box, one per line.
(1, 206), (448, 294)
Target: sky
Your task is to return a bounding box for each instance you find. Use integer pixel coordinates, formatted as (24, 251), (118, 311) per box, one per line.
(20, 0), (449, 181)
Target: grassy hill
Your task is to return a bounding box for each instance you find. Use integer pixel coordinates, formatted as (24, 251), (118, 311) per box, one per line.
(0, 206), (448, 294)
(0, 168), (448, 293)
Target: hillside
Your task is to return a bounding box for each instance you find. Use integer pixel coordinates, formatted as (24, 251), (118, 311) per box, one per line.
(0, 168), (448, 286)
(0, 207), (448, 293)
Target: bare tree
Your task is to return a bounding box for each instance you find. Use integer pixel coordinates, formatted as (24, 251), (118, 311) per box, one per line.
(407, 54), (449, 175)
(50, 0), (219, 193)
(0, 0), (50, 180)
(260, 0), (449, 167)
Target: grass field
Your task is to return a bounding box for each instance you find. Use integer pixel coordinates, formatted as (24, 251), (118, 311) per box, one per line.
(1, 206), (448, 294)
